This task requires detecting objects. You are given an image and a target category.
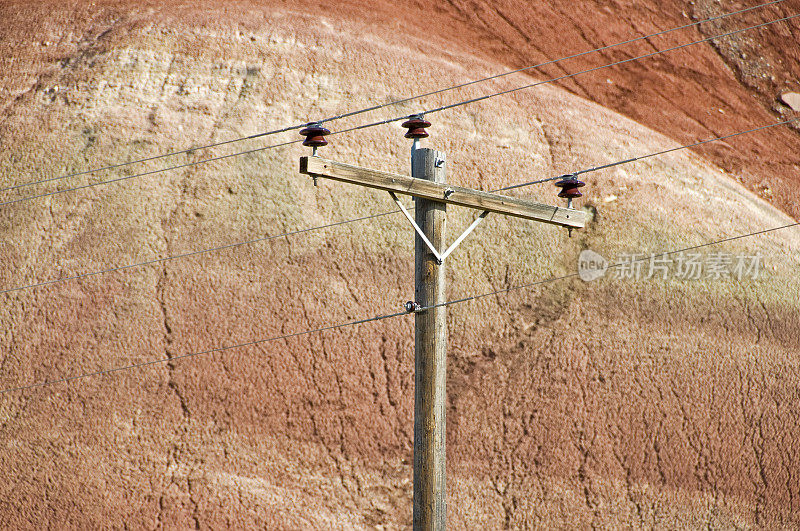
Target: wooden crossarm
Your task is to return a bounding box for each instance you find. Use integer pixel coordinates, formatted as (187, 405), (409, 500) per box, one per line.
(300, 156), (585, 229)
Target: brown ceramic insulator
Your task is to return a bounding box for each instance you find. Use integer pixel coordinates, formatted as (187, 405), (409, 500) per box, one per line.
(555, 175), (585, 199)
(401, 116), (431, 139)
(299, 124), (331, 148)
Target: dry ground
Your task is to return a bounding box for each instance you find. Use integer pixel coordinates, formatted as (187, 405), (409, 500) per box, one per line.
(0, 1), (799, 528)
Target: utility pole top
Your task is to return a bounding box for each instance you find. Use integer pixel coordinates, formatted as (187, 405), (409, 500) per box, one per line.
(297, 117), (587, 529)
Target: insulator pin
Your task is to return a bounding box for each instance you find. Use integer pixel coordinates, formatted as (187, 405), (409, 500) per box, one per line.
(299, 123), (330, 148)
(555, 175), (585, 199)
(401, 115), (431, 139)
(404, 301), (422, 313)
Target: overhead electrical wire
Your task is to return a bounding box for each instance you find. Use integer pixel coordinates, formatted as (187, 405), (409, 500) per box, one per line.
(3, 116), (797, 296)
(422, 220), (799, 312)
(1, 13), (795, 209)
(571, 119), (799, 179)
(2, 219), (797, 395)
(499, 116), (800, 190)
(340, 13), (800, 133)
(0, 309), (410, 395)
(4, 7), (799, 389)
(2, 14), (795, 208)
(0, 208), (399, 295)
(310, 0), (790, 124)
(0, 125), (307, 194)
(0, 0), (790, 195)
(0, 137), (301, 208)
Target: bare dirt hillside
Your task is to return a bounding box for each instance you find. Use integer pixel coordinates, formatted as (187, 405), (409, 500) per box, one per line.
(1, 1), (799, 528)
(306, 0), (800, 218)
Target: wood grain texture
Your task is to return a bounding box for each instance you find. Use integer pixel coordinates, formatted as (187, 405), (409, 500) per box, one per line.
(412, 148), (448, 530)
(300, 156), (586, 228)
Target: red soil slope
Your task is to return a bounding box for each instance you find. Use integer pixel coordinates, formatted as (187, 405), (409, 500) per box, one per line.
(0, 0), (799, 528)
(316, 0), (800, 217)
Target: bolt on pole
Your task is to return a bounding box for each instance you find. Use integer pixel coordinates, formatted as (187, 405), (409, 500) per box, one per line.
(412, 147), (447, 530)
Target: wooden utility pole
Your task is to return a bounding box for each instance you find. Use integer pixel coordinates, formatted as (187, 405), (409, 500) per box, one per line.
(299, 124), (585, 529)
(412, 147), (447, 529)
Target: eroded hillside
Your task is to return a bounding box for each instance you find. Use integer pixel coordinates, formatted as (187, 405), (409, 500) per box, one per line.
(0, 1), (799, 528)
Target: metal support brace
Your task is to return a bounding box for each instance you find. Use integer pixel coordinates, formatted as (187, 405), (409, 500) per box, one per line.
(389, 191), (489, 264)
(440, 210), (489, 262)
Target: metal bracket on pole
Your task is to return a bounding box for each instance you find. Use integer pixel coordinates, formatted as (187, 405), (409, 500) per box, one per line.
(389, 191), (489, 264)
(439, 209), (489, 262)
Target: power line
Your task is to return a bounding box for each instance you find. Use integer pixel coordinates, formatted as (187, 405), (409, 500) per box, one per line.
(2, 0), (786, 195)
(371, 13), (800, 124)
(0, 209), (399, 295)
(499, 116), (800, 190)
(0, 125), (306, 195)
(4, 116), (797, 296)
(0, 138), (300, 208)
(317, 0), (790, 125)
(0, 309), (409, 395)
(4, 12), (794, 209)
(281, 13), (800, 143)
(2, 219), (796, 395)
(424, 220), (799, 311)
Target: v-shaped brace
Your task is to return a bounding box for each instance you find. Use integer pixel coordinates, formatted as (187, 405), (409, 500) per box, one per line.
(389, 192), (489, 265)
